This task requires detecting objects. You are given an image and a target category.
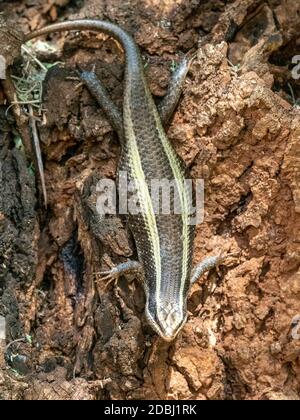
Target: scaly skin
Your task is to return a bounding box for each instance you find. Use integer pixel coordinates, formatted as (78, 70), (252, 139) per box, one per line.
(25, 20), (223, 341)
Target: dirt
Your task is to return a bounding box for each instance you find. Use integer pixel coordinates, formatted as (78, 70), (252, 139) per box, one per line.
(0, 0), (300, 400)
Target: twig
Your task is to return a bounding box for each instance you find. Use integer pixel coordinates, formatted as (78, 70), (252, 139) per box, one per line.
(2, 72), (34, 159)
(29, 105), (47, 207)
(21, 45), (48, 72)
(5, 338), (26, 352)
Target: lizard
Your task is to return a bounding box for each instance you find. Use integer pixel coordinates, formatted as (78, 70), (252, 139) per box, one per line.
(24, 20), (231, 341)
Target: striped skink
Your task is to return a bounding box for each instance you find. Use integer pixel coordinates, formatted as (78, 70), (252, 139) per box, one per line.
(25, 20), (226, 341)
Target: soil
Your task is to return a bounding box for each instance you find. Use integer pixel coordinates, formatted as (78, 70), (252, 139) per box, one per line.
(0, 0), (300, 400)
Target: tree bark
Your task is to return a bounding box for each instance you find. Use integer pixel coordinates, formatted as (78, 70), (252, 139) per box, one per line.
(0, 0), (300, 400)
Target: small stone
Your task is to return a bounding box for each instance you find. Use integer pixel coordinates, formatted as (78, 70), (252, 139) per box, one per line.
(270, 342), (282, 355)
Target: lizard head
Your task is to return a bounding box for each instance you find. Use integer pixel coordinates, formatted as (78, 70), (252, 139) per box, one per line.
(145, 300), (188, 342)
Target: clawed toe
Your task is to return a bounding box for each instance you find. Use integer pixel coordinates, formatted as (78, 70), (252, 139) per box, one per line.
(216, 250), (240, 264)
(100, 273), (114, 282)
(94, 268), (119, 289)
(226, 251), (240, 259)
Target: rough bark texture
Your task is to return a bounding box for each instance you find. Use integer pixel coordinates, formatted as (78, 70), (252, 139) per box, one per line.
(0, 0), (300, 400)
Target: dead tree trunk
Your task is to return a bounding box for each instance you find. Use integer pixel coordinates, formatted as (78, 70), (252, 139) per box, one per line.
(0, 0), (300, 400)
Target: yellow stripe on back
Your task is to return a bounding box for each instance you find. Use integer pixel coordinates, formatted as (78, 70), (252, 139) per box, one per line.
(124, 100), (162, 303)
(151, 109), (190, 313)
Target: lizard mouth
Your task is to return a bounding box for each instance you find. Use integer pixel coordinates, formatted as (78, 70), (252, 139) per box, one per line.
(145, 306), (187, 341)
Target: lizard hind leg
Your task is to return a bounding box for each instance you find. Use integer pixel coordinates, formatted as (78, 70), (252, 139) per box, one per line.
(78, 69), (124, 140)
(158, 54), (193, 126)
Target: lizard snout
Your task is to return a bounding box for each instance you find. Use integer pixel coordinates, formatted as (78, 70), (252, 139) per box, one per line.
(145, 302), (187, 341)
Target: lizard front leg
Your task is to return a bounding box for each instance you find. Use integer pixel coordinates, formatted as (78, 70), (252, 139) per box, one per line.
(190, 255), (224, 285)
(98, 260), (145, 289)
(189, 252), (236, 285)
